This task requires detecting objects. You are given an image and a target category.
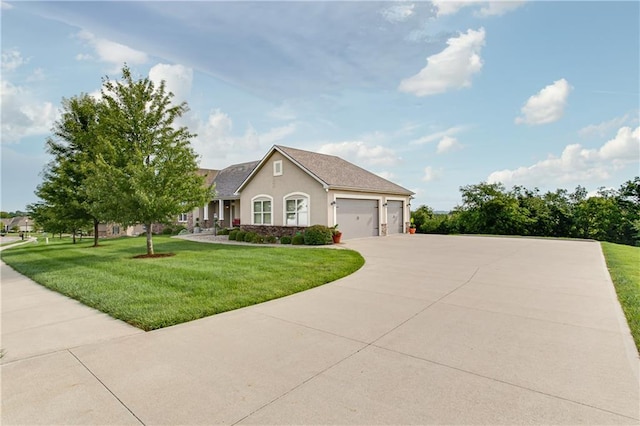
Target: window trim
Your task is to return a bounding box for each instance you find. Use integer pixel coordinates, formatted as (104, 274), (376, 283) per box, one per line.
(251, 194), (273, 225)
(283, 192), (310, 226)
(178, 213), (188, 223)
(273, 160), (283, 176)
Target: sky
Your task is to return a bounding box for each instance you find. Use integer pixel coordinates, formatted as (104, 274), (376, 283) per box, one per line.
(1, 1), (639, 213)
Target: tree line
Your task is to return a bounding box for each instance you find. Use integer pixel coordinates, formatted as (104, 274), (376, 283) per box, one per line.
(28, 65), (212, 255)
(411, 178), (640, 246)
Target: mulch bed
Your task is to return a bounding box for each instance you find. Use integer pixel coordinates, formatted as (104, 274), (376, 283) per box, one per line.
(132, 253), (176, 259)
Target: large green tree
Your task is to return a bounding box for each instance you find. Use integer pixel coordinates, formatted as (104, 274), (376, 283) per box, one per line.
(90, 66), (212, 255)
(30, 94), (103, 245)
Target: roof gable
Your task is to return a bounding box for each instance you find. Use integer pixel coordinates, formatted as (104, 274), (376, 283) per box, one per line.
(237, 145), (413, 196)
(213, 161), (259, 198)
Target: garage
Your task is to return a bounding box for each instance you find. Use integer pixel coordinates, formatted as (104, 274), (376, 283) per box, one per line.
(387, 200), (404, 234)
(336, 198), (379, 240)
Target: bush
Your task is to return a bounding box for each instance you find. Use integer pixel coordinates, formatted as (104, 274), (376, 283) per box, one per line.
(292, 234), (305, 245)
(304, 225), (332, 245)
(244, 232), (257, 243)
(162, 227), (174, 235)
(217, 228), (230, 236)
(265, 235), (277, 244)
(228, 230), (238, 240)
(234, 230), (246, 242)
(280, 235), (292, 244)
(252, 234), (265, 244)
(173, 225), (186, 235)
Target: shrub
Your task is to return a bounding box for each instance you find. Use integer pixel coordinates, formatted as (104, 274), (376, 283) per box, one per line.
(162, 227), (174, 235)
(244, 232), (257, 243)
(280, 235), (292, 244)
(235, 230), (246, 242)
(292, 234), (305, 245)
(228, 230), (238, 240)
(252, 234), (265, 244)
(217, 228), (230, 236)
(265, 235), (277, 244)
(173, 225), (186, 235)
(304, 225), (332, 245)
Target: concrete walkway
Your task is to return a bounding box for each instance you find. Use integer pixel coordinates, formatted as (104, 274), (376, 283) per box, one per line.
(1, 235), (638, 424)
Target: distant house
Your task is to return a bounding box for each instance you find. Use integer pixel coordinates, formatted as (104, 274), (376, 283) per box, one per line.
(1, 216), (33, 233)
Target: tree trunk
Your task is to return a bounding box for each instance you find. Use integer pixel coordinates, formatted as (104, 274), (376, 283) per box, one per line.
(93, 219), (99, 247)
(146, 224), (154, 255)
(72, 229), (77, 244)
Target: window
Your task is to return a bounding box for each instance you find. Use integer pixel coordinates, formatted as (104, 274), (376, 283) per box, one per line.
(178, 213), (188, 223)
(285, 196), (308, 226)
(112, 226), (120, 235)
(253, 198), (272, 225)
(273, 160), (283, 176)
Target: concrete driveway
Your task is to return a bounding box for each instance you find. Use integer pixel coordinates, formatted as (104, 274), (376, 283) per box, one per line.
(2, 235), (638, 424)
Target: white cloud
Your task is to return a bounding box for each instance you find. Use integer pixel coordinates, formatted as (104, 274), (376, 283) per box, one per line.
(260, 123), (296, 145)
(1, 80), (58, 143)
(578, 113), (636, 138)
(318, 141), (400, 167)
(268, 103), (297, 121)
(399, 28), (485, 97)
(476, 1), (526, 16)
(76, 30), (148, 68)
(410, 125), (464, 145)
(515, 79), (572, 125)
(1, 1), (13, 10)
(436, 136), (463, 154)
(422, 166), (442, 182)
(487, 126), (640, 187)
(1, 48), (26, 71)
(149, 63), (193, 102)
(432, 1), (525, 17)
(381, 3), (415, 22)
(27, 68), (45, 82)
(375, 171), (397, 181)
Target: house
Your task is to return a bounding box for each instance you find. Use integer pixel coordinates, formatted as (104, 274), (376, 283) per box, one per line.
(1, 216), (33, 233)
(236, 145), (414, 239)
(190, 161), (259, 230)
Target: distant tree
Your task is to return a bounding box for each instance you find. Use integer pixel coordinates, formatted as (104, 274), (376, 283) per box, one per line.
(33, 94), (104, 245)
(410, 205), (434, 232)
(0, 211), (10, 219)
(89, 65), (212, 255)
(456, 182), (530, 235)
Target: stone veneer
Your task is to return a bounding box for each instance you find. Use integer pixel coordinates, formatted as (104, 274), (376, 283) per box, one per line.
(240, 225), (308, 237)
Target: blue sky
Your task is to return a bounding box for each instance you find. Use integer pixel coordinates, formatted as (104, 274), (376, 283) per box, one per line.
(2, 1), (639, 213)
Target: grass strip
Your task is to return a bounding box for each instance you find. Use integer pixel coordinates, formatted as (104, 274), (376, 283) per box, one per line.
(601, 242), (640, 353)
(1, 236), (364, 330)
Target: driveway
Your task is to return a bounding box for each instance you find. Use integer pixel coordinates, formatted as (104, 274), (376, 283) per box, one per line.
(2, 235), (638, 424)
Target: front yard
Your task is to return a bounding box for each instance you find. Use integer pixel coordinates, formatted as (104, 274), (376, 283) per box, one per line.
(1, 236), (364, 330)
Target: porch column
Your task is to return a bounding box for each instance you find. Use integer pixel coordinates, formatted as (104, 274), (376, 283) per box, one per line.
(218, 200), (224, 221)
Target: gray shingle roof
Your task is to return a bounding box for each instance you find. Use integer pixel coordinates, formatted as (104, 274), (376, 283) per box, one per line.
(213, 161), (260, 199)
(276, 145), (413, 195)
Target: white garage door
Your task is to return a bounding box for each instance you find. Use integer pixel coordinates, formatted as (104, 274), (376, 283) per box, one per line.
(336, 198), (379, 240)
(387, 201), (404, 234)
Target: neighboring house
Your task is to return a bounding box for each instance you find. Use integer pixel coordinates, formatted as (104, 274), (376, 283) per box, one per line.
(97, 223), (145, 237)
(2, 216), (33, 233)
(236, 145), (414, 239)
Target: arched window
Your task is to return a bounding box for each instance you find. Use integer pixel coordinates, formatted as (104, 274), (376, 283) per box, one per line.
(284, 193), (309, 226)
(252, 195), (272, 225)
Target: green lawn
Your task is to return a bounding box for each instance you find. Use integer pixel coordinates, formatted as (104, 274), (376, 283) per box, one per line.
(1, 236), (364, 331)
(601, 242), (640, 353)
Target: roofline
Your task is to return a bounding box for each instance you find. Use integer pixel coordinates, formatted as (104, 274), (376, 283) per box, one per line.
(328, 185), (414, 196)
(235, 145), (329, 194)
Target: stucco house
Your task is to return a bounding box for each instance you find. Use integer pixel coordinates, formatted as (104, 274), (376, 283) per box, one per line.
(237, 145), (414, 239)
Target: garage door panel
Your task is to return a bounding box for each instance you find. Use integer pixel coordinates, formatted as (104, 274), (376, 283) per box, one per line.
(336, 199), (379, 240)
(387, 201), (403, 234)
